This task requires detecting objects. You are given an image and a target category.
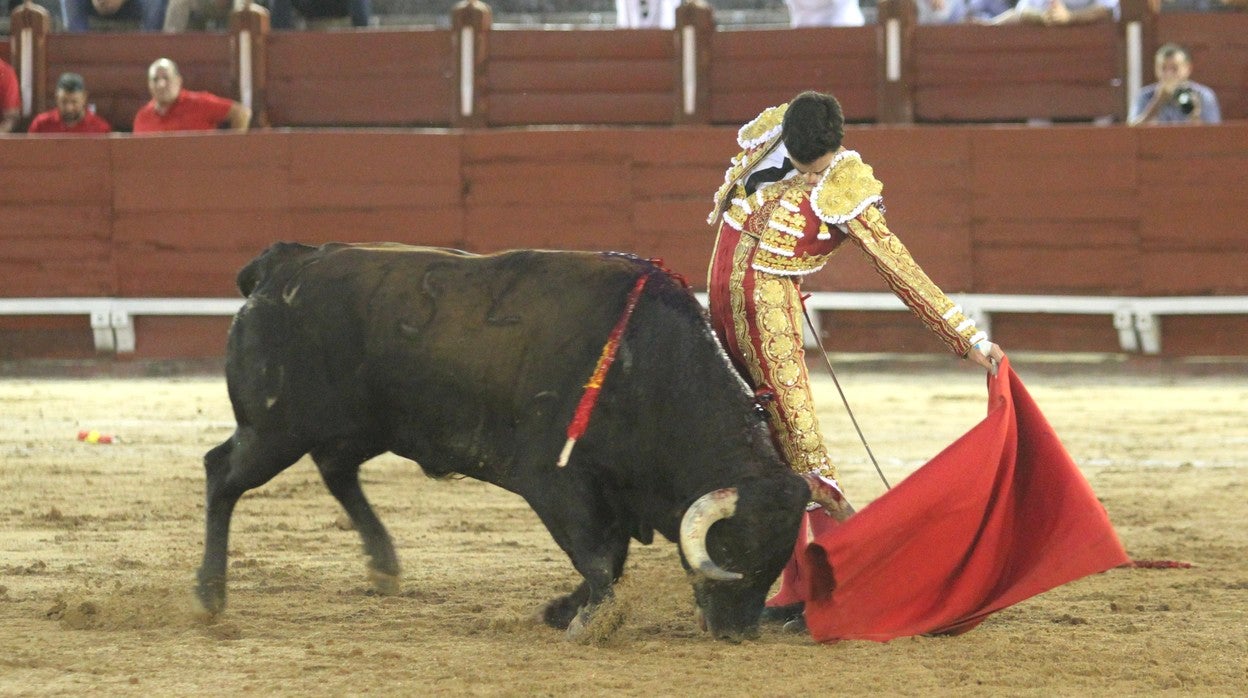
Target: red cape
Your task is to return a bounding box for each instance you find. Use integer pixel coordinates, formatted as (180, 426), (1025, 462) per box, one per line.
(772, 358), (1129, 642)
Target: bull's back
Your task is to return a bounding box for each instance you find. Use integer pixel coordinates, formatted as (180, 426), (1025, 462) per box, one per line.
(227, 243), (648, 476)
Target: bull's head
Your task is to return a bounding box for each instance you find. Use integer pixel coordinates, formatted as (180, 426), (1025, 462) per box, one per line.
(677, 474), (810, 641)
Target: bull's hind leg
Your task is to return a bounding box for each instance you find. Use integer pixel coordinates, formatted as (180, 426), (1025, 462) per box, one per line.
(311, 441), (400, 596)
(195, 428), (307, 617)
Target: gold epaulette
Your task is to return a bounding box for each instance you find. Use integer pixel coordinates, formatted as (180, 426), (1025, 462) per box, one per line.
(707, 105), (789, 224)
(810, 150), (884, 225)
(737, 104), (787, 149)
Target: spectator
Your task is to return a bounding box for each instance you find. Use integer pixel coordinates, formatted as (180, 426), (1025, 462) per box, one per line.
(966, 0), (1014, 21)
(0, 57), (18, 133)
(784, 0), (865, 27)
(991, 0), (1117, 24)
(916, 0), (968, 23)
(60, 0), (167, 32)
(163, 0), (244, 32)
(1130, 43), (1221, 125)
(132, 58), (251, 133)
(28, 73), (112, 134)
(268, 0), (371, 29)
(615, 0), (677, 28)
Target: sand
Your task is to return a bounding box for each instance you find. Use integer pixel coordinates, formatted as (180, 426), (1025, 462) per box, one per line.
(0, 356), (1245, 696)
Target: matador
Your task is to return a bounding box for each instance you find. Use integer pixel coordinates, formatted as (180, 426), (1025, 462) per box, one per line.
(707, 93), (1003, 513)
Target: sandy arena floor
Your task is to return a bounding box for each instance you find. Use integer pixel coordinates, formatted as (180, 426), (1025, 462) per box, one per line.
(0, 356), (1245, 696)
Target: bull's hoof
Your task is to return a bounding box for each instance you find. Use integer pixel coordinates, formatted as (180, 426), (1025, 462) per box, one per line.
(193, 573), (226, 621)
(541, 595), (581, 630)
(760, 602), (804, 624)
(367, 567), (402, 596)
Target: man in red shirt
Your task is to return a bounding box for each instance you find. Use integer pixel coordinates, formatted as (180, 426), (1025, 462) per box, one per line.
(132, 58), (251, 133)
(28, 73), (112, 135)
(1, 57), (20, 133)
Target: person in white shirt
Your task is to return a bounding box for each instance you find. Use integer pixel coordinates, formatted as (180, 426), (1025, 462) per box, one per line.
(616, 0), (678, 28)
(784, 0), (865, 27)
(992, 0), (1118, 24)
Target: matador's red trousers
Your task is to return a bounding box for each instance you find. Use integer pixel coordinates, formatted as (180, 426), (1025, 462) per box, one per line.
(707, 222), (837, 481)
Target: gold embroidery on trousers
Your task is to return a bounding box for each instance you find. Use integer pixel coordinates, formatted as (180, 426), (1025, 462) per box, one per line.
(728, 252), (836, 479)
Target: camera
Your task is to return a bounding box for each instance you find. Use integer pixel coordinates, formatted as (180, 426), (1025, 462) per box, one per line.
(1174, 87), (1195, 115)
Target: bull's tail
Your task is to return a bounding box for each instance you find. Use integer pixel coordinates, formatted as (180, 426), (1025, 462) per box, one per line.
(236, 242), (321, 297)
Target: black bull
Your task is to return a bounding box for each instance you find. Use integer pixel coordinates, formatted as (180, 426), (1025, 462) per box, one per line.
(195, 242), (813, 640)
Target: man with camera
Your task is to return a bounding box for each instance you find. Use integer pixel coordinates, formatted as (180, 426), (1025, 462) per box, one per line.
(1130, 43), (1221, 125)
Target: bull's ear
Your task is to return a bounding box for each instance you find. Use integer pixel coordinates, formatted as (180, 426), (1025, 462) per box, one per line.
(236, 242), (317, 297)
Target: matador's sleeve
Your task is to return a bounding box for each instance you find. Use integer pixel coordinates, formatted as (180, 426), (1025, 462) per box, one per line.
(812, 151), (986, 356)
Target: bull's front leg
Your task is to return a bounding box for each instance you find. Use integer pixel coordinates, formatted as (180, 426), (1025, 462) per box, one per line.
(195, 430), (307, 618)
(529, 484), (631, 640)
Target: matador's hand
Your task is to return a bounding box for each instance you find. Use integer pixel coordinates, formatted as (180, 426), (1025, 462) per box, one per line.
(968, 340), (1005, 376)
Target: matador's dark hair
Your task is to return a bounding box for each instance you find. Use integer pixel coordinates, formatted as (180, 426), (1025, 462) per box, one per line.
(781, 91), (845, 165)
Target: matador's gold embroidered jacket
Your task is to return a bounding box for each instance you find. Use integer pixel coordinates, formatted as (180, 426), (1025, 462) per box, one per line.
(708, 104), (986, 357)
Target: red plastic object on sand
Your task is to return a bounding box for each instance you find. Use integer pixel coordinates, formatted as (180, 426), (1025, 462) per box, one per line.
(77, 430), (117, 445)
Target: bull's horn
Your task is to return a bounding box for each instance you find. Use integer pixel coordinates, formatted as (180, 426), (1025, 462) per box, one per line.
(802, 473), (856, 522)
(679, 488), (744, 582)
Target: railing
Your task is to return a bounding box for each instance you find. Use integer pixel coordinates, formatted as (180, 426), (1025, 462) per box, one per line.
(8, 0), (1246, 131)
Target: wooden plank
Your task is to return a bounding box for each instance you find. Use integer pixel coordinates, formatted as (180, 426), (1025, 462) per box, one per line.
(708, 57), (877, 89)
(632, 199), (713, 235)
(288, 132), (459, 182)
(710, 86), (877, 124)
(816, 312), (949, 353)
(1137, 191), (1248, 251)
(285, 209), (466, 247)
(267, 30), (449, 76)
(710, 27), (876, 59)
(915, 50), (1117, 85)
(490, 30), (672, 60)
(988, 313), (1123, 353)
(0, 205), (112, 240)
(626, 128), (735, 167)
(1134, 122), (1248, 157)
(913, 24), (1118, 52)
(972, 191), (1141, 222)
(971, 156), (1136, 193)
(0, 318), (98, 360)
(1137, 251), (1248, 295)
(462, 205), (635, 253)
(130, 316), (234, 359)
(0, 135), (112, 169)
(113, 249), (248, 296)
(916, 85), (1118, 121)
(487, 93), (674, 126)
(973, 246), (1137, 294)
(974, 221), (1138, 249)
(113, 211), (295, 250)
(464, 162), (631, 206)
(630, 164), (726, 200)
(631, 231), (711, 285)
(0, 169), (114, 205)
(0, 260), (116, 296)
(490, 60), (675, 93)
(112, 165), (291, 213)
(1155, 315), (1248, 357)
(268, 74), (452, 126)
(110, 131), (289, 171)
(46, 33), (231, 64)
(463, 130), (631, 161)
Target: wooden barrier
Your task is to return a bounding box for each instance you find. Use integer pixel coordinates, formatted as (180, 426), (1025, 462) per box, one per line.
(3, 124), (1247, 360)
(11, 1), (1245, 129)
(912, 24), (1123, 123)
